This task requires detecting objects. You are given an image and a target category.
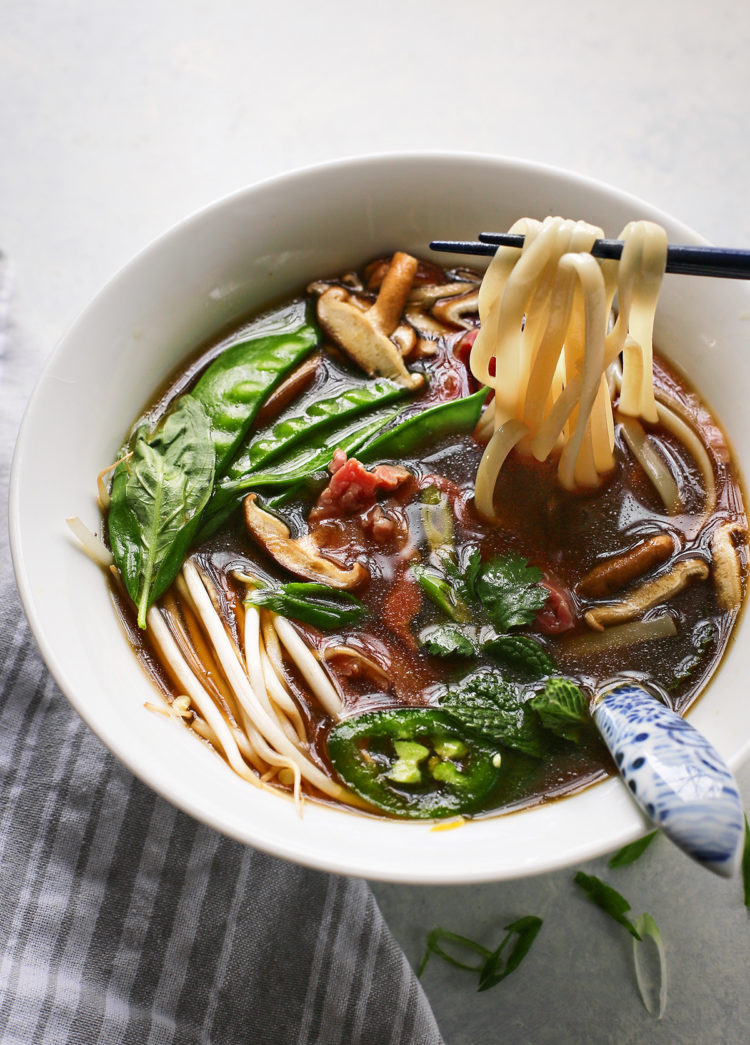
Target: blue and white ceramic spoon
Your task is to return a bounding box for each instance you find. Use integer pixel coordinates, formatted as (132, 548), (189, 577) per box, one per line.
(593, 680), (744, 877)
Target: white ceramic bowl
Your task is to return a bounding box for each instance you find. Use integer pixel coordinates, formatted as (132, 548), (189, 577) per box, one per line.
(10, 153), (750, 883)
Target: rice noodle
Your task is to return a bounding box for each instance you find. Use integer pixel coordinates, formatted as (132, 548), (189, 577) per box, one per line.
(471, 217), (668, 518)
(146, 603), (262, 786)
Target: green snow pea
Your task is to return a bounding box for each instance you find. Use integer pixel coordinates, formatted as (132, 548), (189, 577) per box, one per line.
(191, 319), (319, 474)
(359, 386), (489, 462)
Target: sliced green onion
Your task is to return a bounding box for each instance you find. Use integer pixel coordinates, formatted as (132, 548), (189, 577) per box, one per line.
(632, 913), (668, 1019)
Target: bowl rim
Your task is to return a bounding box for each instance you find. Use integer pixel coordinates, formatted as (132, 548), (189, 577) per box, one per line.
(11, 150), (748, 884)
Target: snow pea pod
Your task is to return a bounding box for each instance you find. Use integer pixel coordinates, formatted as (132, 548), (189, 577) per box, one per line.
(359, 386), (489, 462)
(191, 319), (319, 474)
(226, 377), (407, 481)
(197, 407), (401, 539)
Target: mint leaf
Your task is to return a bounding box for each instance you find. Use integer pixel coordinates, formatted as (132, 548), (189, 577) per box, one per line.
(574, 872), (642, 940)
(476, 554), (548, 631)
(608, 832), (658, 869)
(478, 916), (543, 992)
(420, 624), (477, 658)
(440, 670), (545, 757)
(483, 634), (556, 678)
(530, 678), (588, 741)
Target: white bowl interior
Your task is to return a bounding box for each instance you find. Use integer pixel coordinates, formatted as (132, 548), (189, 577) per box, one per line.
(11, 153), (750, 882)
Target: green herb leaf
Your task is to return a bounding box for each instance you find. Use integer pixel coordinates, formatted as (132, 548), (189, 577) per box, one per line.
(529, 677), (588, 741)
(476, 553), (548, 631)
(245, 582), (365, 630)
(478, 916), (543, 992)
(420, 624), (477, 658)
(608, 831), (658, 869)
(743, 815), (750, 909)
(440, 669), (545, 757)
(574, 871), (642, 940)
(483, 634), (556, 679)
(109, 396), (215, 628)
(412, 563), (471, 623)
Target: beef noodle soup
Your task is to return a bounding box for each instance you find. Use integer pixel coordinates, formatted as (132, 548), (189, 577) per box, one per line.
(81, 219), (747, 821)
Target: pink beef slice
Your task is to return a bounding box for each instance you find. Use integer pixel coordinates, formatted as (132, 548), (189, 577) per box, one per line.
(310, 452), (410, 521)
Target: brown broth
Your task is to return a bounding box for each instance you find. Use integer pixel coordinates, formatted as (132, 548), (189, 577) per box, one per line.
(110, 259), (747, 818)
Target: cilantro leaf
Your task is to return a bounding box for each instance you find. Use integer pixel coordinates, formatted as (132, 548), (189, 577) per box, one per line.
(608, 832), (658, 869)
(420, 623), (477, 658)
(478, 916), (543, 992)
(476, 554), (549, 631)
(574, 872), (642, 940)
(483, 634), (556, 679)
(530, 678), (589, 741)
(440, 669), (545, 757)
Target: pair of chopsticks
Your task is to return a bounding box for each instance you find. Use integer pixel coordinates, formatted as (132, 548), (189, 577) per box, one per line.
(430, 232), (750, 279)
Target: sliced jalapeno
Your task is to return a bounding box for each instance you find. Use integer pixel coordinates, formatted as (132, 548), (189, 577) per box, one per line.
(327, 709), (501, 819)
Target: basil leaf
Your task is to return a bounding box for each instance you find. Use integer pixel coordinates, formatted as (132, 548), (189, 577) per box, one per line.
(478, 916), (543, 992)
(245, 582), (365, 630)
(109, 396), (215, 628)
(574, 871), (642, 940)
(483, 634), (556, 679)
(529, 677), (588, 741)
(440, 669), (545, 757)
(476, 553), (548, 631)
(420, 624), (477, 658)
(608, 832), (658, 869)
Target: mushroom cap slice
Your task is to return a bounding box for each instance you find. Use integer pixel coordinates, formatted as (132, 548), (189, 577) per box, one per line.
(317, 287), (423, 390)
(243, 494), (368, 590)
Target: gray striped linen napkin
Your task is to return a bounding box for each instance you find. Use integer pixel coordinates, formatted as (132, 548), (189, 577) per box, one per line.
(0, 255), (443, 1045)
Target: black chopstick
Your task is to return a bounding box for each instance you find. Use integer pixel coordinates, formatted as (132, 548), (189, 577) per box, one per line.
(429, 233), (750, 280)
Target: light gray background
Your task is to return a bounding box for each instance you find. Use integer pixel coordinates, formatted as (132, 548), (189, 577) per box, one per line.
(3, 2), (749, 1042)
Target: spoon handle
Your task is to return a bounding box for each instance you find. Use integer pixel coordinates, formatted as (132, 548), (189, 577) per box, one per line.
(593, 681), (744, 877)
